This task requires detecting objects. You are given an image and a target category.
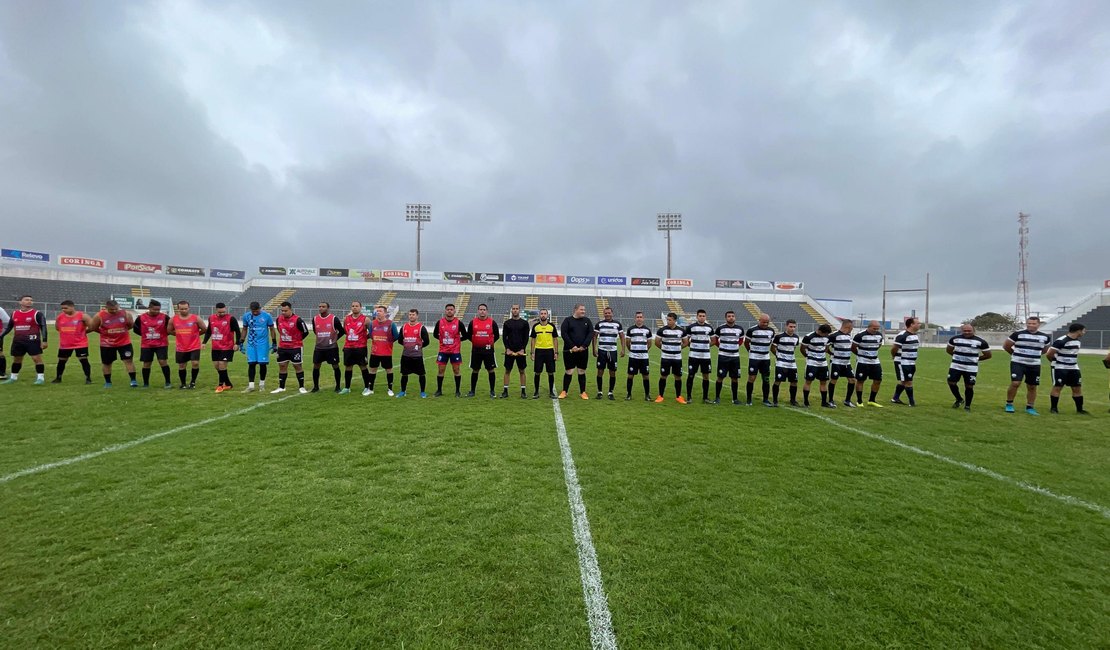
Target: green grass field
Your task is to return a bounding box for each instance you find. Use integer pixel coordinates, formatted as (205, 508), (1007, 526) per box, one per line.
(1, 338), (1108, 649)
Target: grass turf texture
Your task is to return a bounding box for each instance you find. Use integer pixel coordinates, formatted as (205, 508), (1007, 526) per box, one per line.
(1, 337), (1108, 648)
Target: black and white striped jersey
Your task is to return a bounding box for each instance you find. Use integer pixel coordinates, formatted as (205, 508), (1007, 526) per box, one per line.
(893, 331), (921, 364)
(828, 331), (853, 367)
(852, 331), (884, 365)
(772, 333), (800, 369)
(1050, 335), (1081, 370)
(801, 332), (829, 367)
(746, 326), (776, 361)
(656, 326), (685, 361)
(1008, 329), (1051, 366)
(948, 335), (989, 372)
(626, 326), (653, 360)
(594, 319), (623, 353)
(715, 325), (745, 359)
(684, 322), (714, 360)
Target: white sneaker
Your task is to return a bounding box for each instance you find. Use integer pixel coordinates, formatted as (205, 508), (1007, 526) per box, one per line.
(259, 381), (266, 390)
(298, 387), (308, 394)
(243, 385), (255, 393)
(361, 388), (371, 396)
(270, 387), (286, 394)
(387, 389), (395, 397)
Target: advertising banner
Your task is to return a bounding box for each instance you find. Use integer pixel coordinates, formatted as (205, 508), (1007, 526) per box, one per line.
(210, 268), (246, 279)
(476, 272), (504, 283)
(318, 267), (349, 278)
(774, 281), (804, 291)
(167, 265), (205, 277)
(715, 279), (745, 289)
(745, 280), (773, 291)
(287, 267), (318, 276)
(1105, 280), (1110, 289)
(566, 275), (595, 286)
(117, 260), (163, 274)
(443, 271), (473, 283)
(350, 269), (382, 281)
(631, 277), (660, 287)
(1, 248), (50, 263)
(665, 278), (693, 288)
(60, 256), (107, 270)
(382, 270), (411, 280)
(412, 270), (442, 281)
(134, 296), (173, 310)
(535, 274), (566, 284)
(506, 273), (535, 283)
(259, 266), (287, 276)
(109, 295), (136, 309)
(598, 276), (627, 286)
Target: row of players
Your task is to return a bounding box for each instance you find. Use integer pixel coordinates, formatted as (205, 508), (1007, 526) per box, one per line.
(1, 296), (1105, 413)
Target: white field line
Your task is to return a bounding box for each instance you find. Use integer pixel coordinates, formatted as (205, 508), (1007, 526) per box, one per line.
(552, 399), (618, 650)
(792, 409), (1110, 519)
(0, 394), (299, 484)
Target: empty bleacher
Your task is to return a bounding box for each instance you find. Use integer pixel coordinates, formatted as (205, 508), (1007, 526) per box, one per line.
(0, 276), (238, 316)
(1051, 305), (1110, 348)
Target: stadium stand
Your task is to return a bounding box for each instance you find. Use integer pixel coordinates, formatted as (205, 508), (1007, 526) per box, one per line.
(0, 276), (238, 316)
(1051, 305), (1110, 348)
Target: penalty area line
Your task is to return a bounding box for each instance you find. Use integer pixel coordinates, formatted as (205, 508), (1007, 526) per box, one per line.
(792, 408), (1110, 520)
(0, 394), (300, 485)
(552, 399), (619, 650)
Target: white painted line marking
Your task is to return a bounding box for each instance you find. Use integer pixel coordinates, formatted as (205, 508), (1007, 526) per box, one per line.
(552, 399), (619, 650)
(0, 394), (300, 484)
(793, 409), (1110, 519)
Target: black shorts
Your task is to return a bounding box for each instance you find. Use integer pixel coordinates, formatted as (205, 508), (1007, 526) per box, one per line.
(100, 344), (134, 363)
(831, 364), (854, 381)
(400, 356), (426, 376)
(628, 357), (650, 375)
(313, 348), (340, 365)
(534, 349), (556, 373)
(596, 350), (619, 371)
(660, 358), (683, 377)
(895, 363), (916, 382)
(716, 357), (740, 379)
(175, 350), (202, 364)
(58, 347), (89, 359)
(140, 346), (169, 363)
(369, 354), (393, 370)
(211, 349), (235, 363)
(470, 349), (496, 371)
(276, 348), (303, 364)
(436, 352), (462, 365)
(1010, 362), (1041, 386)
(564, 350), (588, 371)
(11, 340), (43, 357)
(1052, 368), (1082, 387)
(344, 348), (368, 367)
(504, 352), (527, 370)
(805, 366), (829, 381)
(947, 369), (978, 385)
(855, 363), (882, 381)
(748, 358), (770, 378)
(775, 367), (798, 383)
(688, 357), (712, 375)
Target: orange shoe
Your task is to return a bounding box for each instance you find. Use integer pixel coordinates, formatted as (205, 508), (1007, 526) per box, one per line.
(676, 396), (687, 404)
(654, 395), (665, 403)
(580, 392), (589, 400)
(214, 385), (226, 393)
(558, 390), (568, 399)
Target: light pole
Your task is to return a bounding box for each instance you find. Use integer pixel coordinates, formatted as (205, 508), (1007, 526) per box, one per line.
(405, 203), (431, 276)
(656, 212), (682, 279)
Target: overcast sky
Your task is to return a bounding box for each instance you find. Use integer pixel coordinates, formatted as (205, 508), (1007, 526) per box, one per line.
(2, 1), (1108, 325)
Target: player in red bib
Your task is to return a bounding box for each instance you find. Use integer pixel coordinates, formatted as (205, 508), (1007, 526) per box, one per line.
(367, 305), (401, 396)
(203, 302), (242, 392)
(432, 303), (468, 397)
(311, 302), (345, 393)
(134, 299), (173, 388)
(169, 300), (207, 389)
(272, 301), (308, 393)
(341, 301), (373, 395)
(54, 299), (93, 384)
(397, 308), (430, 397)
(1, 294), (49, 384)
(466, 303), (501, 398)
(89, 299), (137, 387)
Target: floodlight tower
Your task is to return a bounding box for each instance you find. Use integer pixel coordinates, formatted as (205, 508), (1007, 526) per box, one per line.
(405, 203), (432, 274)
(1016, 212), (1030, 322)
(656, 212), (683, 279)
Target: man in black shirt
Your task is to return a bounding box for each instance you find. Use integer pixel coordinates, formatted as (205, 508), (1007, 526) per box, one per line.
(501, 304), (531, 399)
(559, 304), (593, 400)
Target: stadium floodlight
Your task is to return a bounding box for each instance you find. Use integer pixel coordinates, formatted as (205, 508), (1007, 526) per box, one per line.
(405, 203), (432, 276)
(656, 212), (683, 280)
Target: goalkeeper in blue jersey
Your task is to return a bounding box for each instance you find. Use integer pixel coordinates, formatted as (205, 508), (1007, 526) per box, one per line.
(241, 301), (277, 393)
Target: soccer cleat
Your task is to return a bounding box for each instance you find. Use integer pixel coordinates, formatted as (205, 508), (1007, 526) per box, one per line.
(270, 387), (286, 393)
(420, 392), (427, 398)
(243, 385), (255, 393)
(654, 395), (665, 403)
(141, 383), (151, 389)
(259, 382), (266, 390)
(214, 386), (224, 393)
(952, 399), (964, 409)
(465, 390), (475, 398)
(501, 389), (509, 399)
(362, 388), (372, 396)
(608, 393), (615, 401)
(396, 391), (406, 398)
(1050, 408), (1059, 414)
(625, 395), (632, 401)
(1, 377), (15, 384)
(890, 399), (906, 405)
(559, 391), (568, 399)
(1076, 409), (1091, 415)
(732, 400), (741, 405)
(745, 401), (753, 406)
(763, 400), (775, 408)
(104, 382), (112, 388)
(387, 389), (395, 397)
(789, 400), (801, 407)
(521, 390), (527, 399)
(646, 396), (654, 402)
(581, 392), (589, 400)
(676, 396), (687, 404)
(867, 401), (884, 408)
(532, 392), (541, 400)
(85, 378), (92, 385)
(843, 401), (857, 408)
(434, 390), (443, 397)
(1025, 407), (1039, 416)
(188, 383), (196, 390)
(334, 386), (341, 393)
(964, 406), (971, 412)
(129, 380), (138, 388)
(164, 383), (173, 389)
(338, 388), (350, 395)
(310, 387), (320, 393)
(298, 387), (308, 394)
(550, 391), (558, 399)
(33, 377), (44, 385)
(596, 392), (603, 400)
(710, 399), (720, 405)
(455, 391), (461, 398)
(1004, 403), (1016, 413)
(822, 402), (837, 409)
(51, 378), (62, 384)
(181, 384), (190, 389)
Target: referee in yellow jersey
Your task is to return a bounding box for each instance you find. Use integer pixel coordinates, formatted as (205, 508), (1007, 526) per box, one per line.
(529, 308), (559, 398)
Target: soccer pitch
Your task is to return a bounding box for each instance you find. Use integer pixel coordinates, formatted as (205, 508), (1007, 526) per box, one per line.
(1, 341), (1108, 648)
